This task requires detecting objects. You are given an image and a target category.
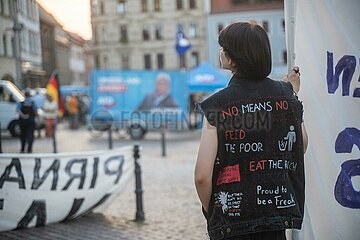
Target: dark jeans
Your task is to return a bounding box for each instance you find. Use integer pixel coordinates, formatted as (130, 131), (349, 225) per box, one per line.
(226, 230), (286, 240)
(20, 119), (35, 153)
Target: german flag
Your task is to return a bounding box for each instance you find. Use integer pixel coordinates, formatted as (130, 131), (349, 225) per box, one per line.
(46, 71), (64, 117)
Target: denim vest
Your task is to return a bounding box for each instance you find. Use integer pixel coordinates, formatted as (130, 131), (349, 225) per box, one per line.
(199, 75), (304, 240)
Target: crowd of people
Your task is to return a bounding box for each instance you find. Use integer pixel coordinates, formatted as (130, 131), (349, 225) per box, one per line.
(16, 89), (90, 153)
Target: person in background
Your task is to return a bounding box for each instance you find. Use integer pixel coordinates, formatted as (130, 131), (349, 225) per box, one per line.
(194, 22), (308, 240)
(78, 94), (89, 125)
(32, 88), (46, 138)
(67, 93), (79, 129)
(43, 94), (58, 137)
(17, 91), (38, 153)
(137, 73), (178, 111)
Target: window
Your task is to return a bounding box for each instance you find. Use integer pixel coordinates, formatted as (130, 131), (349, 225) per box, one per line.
(103, 56), (109, 68)
(0, 35), (2, 55)
(2, 34), (7, 56)
(262, 21), (269, 33)
(142, 25), (150, 41)
(121, 55), (130, 69)
(93, 27), (98, 44)
(91, 0), (98, 16)
(176, 0), (183, 10)
(120, 25), (128, 43)
(154, 0), (160, 11)
(102, 27), (107, 42)
(11, 36), (14, 57)
(9, 0), (15, 17)
(0, 88), (15, 103)
(29, 32), (35, 54)
(179, 54), (186, 69)
(155, 24), (163, 40)
(232, 0), (248, 4)
(21, 31), (26, 51)
(95, 55), (100, 68)
(282, 19), (285, 32)
(189, 23), (198, 38)
(191, 51), (199, 67)
(100, 1), (104, 15)
(283, 50), (287, 64)
(0, 0), (4, 15)
(141, 0), (148, 12)
(189, 0), (196, 9)
(117, 0), (125, 14)
(144, 54), (151, 69)
(157, 53), (164, 69)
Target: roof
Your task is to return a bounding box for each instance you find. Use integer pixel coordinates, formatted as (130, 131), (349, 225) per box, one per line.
(38, 2), (63, 27)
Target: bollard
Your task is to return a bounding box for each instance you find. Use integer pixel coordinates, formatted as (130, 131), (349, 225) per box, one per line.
(134, 144), (145, 221)
(108, 127), (113, 149)
(52, 122), (57, 153)
(0, 122), (2, 153)
(161, 130), (166, 157)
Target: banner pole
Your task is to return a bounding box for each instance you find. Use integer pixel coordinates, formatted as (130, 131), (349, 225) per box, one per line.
(134, 144), (145, 221)
(284, 0), (296, 73)
(52, 122), (57, 153)
(108, 128), (113, 149)
(161, 129), (166, 157)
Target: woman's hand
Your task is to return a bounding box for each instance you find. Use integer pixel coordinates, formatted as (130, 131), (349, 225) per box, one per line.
(284, 66), (301, 95)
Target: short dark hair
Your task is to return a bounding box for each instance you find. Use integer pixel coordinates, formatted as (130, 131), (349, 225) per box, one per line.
(218, 22), (272, 79)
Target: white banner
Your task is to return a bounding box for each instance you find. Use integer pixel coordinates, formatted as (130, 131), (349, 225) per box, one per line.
(287, 0), (360, 239)
(0, 146), (135, 231)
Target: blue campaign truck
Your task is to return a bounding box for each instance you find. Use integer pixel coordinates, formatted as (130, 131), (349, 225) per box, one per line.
(89, 63), (230, 139)
(89, 70), (190, 139)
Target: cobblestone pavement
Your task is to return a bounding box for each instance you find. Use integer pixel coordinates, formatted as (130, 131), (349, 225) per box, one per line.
(0, 123), (208, 239)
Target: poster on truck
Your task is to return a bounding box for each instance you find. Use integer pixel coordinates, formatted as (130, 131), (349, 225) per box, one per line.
(90, 70), (189, 135)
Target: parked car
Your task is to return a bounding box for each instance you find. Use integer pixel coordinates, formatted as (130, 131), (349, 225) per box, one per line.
(0, 80), (45, 137)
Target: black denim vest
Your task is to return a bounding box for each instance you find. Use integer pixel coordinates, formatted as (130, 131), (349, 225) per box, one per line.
(199, 75), (304, 240)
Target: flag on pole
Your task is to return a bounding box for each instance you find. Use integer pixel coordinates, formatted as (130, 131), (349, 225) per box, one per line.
(46, 71), (64, 117)
(175, 25), (191, 55)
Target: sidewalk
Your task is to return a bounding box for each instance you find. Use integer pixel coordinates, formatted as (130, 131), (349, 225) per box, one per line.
(0, 124), (208, 239)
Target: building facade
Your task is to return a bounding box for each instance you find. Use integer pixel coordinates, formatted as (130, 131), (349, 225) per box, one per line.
(91, 0), (207, 70)
(84, 40), (94, 85)
(0, 0), (16, 83)
(68, 32), (87, 86)
(54, 26), (71, 85)
(207, 0), (287, 78)
(17, 0), (45, 88)
(39, 3), (60, 82)
(39, 2), (90, 87)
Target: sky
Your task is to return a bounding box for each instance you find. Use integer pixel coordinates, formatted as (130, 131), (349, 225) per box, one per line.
(37, 0), (92, 40)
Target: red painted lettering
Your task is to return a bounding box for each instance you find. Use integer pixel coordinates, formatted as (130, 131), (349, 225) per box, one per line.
(249, 160), (268, 172)
(225, 130), (246, 140)
(221, 106), (239, 119)
(249, 161), (256, 172)
(275, 101), (288, 110)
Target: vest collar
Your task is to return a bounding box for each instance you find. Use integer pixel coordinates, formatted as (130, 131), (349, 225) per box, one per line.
(228, 73), (267, 86)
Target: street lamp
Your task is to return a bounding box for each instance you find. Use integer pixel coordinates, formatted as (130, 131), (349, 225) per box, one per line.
(10, 0), (23, 88)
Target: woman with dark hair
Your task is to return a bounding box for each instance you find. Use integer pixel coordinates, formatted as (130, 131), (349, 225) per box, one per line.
(195, 22), (308, 240)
